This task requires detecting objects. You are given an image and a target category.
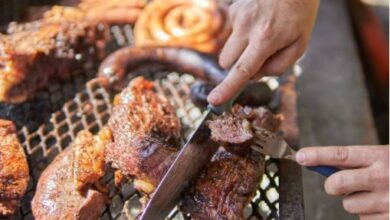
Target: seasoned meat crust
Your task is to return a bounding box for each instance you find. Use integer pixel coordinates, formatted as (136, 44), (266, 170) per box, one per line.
(181, 106), (282, 220)
(106, 77), (181, 194)
(182, 149), (264, 220)
(105, 77), (281, 219)
(32, 130), (110, 220)
(74, 127), (110, 192)
(0, 6), (109, 103)
(0, 120), (29, 217)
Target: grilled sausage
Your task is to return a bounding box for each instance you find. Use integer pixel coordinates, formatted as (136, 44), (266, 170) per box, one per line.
(97, 47), (227, 88)
(134, 0), (231, 54)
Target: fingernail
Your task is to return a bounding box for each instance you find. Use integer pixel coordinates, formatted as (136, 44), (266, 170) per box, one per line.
(207, 91), (220, 105)
(295, 151), (306, 164)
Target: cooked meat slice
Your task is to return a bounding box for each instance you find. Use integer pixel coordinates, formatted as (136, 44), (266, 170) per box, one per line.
(0, 120), (29, 217)
(181, 106), (282, 220)
(32, 130), (110, 220)
(106, 77), (181, 194)
(208, 105), (282, 153)
(207, 113), (253, 146)
(181, 149), (264, 220)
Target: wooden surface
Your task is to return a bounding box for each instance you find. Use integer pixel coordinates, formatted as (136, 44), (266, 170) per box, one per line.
(297, 0), (379, 219)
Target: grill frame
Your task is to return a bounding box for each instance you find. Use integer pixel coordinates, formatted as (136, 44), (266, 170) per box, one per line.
(0, 1), (305, 220)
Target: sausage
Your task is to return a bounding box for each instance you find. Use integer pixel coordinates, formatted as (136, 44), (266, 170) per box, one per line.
(79, 0), (146, 24)
(97, 46), (274, 106)
(96, 47), (227, 88)
(133, 0), (231, 54)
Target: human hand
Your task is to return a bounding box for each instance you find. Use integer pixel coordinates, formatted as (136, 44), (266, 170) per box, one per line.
(296, 145), (389, 220)
(207, 0), (320, 105)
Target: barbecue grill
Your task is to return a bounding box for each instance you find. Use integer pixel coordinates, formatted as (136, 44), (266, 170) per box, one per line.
(0, 1), (304, 219)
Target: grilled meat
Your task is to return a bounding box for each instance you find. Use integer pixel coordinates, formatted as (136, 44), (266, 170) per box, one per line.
(105, 77), (181, 194)
(208, 105), (282, 153)
(181, 106), (282, 220)
(105, 77), (281, 219)
(32, 129), (110, 220)
(0, 6), (109, 103)
(208, 111), (254, 147)
(105, 77), (281, 220)
(181, 149), (264, 220)
(0, 120), (29, 217)
(0, 0), (149, 104)
(73, 128), (110, 192)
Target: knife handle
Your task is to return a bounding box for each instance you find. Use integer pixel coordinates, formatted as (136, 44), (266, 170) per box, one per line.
(208, 82), (249, 115)
(306, 166), (340, 177)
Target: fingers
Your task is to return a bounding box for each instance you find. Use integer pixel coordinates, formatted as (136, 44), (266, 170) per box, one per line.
(342, 192), (389, 215)
(208, 41), (273, 105)
(360, 213), (389, 220)
(324, 168), (372, 196)
(295, 146), (387, 168)
(253, 39), (302, 79)
(219, 30), (248, 69)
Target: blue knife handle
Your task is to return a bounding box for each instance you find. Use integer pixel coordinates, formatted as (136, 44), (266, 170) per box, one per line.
(307, 166), (340, 177)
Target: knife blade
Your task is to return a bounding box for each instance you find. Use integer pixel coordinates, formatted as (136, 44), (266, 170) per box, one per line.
(139, 109), (219, 220)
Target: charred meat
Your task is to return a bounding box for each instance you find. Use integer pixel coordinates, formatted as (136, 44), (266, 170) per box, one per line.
(105, 77), (282, 219)
(0, 0), (148, 103)
(181, 149), (264, 220)
(32, 129), (110, 220)
(0, 120), (29, 217)
(181, 106), (282, 220)
(105, 76), (181, 194)
(0, 6), (109, 103)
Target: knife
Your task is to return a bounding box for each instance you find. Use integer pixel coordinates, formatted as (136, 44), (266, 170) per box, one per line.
(139, 84), (247, 220)
(138, 109), (218, 220)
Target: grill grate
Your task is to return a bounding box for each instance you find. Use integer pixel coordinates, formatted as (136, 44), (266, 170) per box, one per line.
(13, 73), (282, 220)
